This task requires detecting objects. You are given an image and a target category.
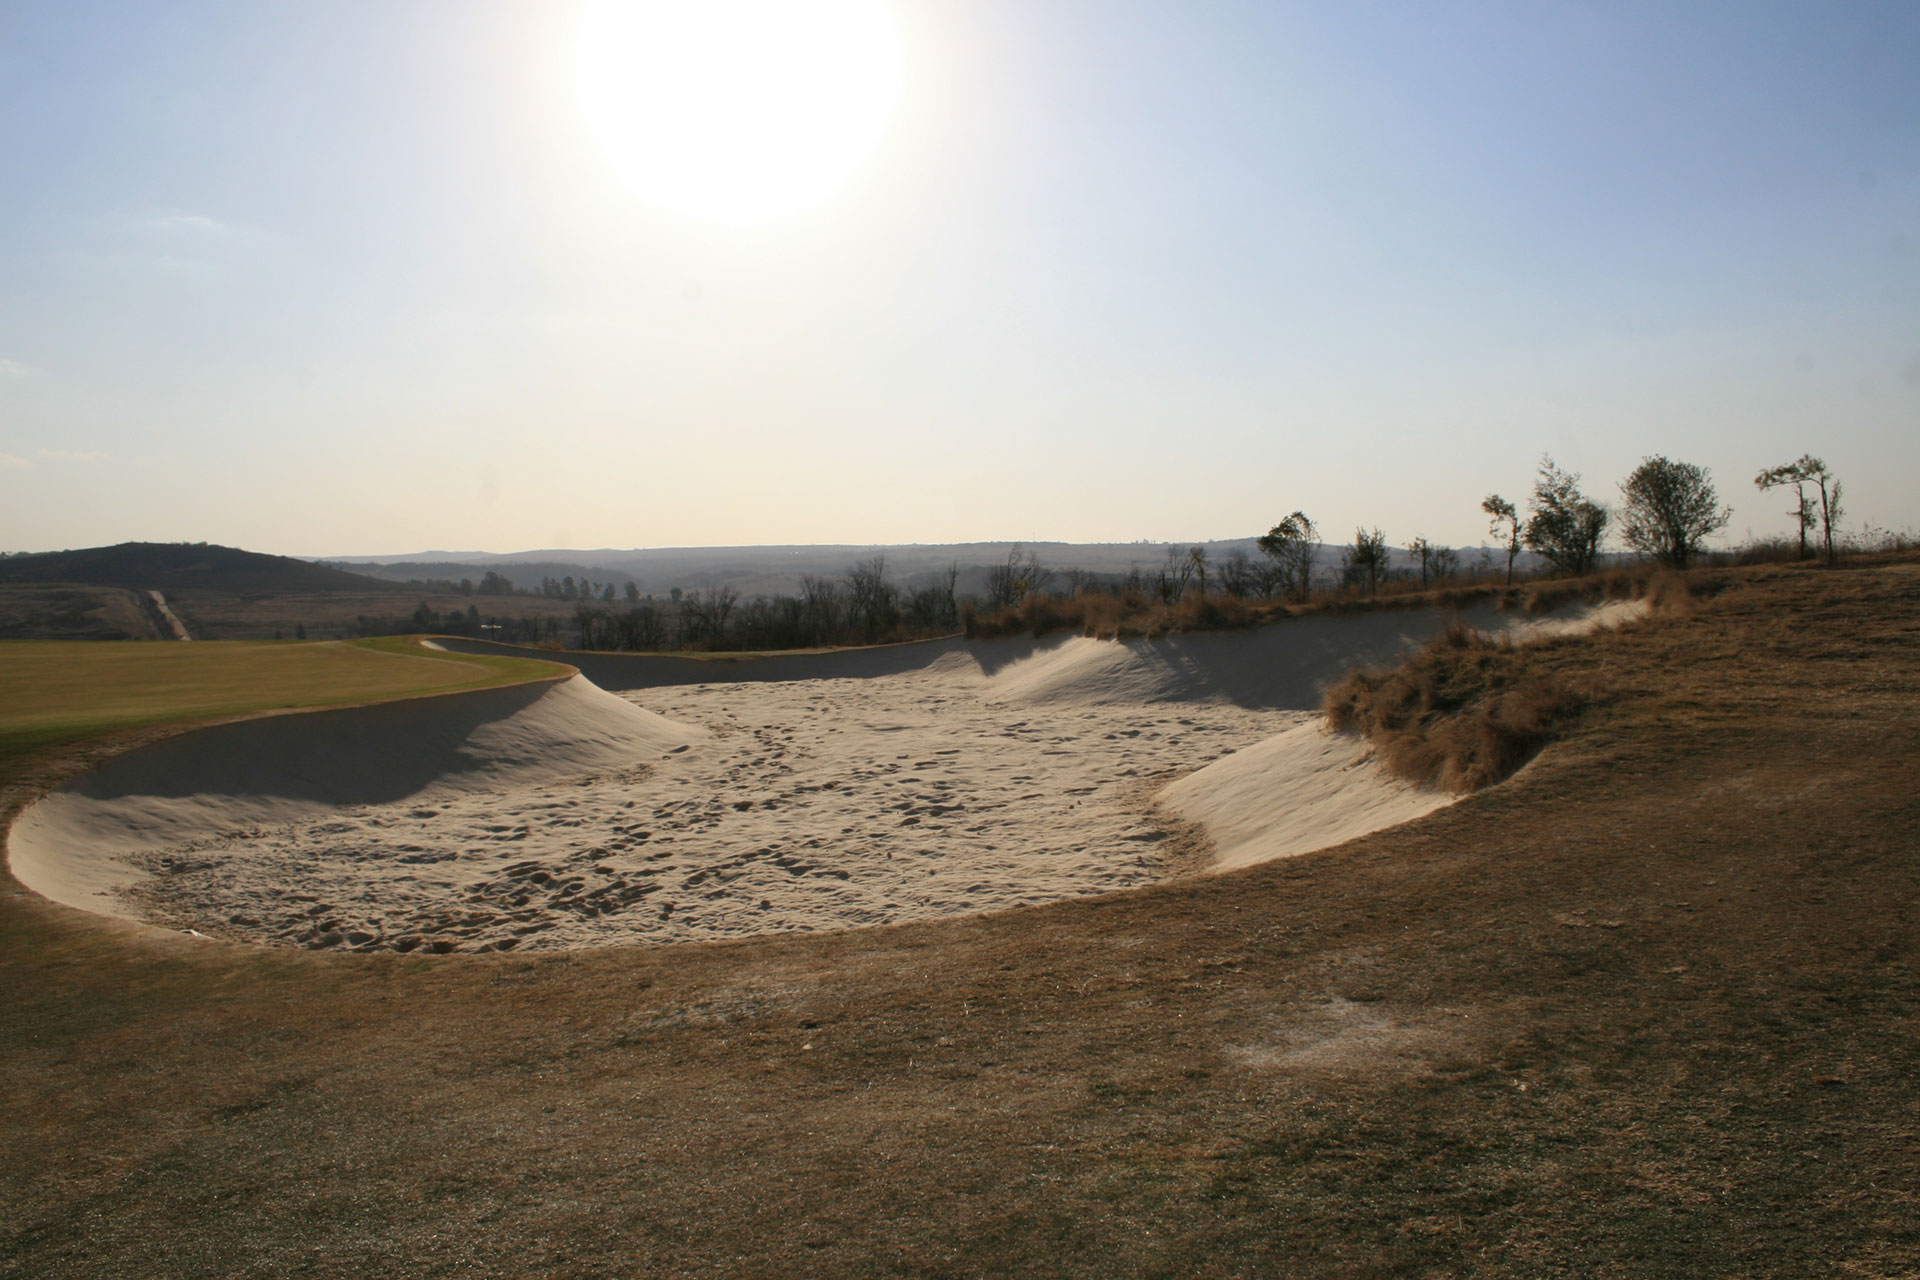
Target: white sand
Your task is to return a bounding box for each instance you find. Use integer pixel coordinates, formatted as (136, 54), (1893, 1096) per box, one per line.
(7, 599), (1642, 951)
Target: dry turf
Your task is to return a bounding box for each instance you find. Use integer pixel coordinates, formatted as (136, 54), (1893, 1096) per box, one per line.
(3, 556), (1918, 1277)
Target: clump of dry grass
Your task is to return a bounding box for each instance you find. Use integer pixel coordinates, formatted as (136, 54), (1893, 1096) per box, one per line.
(1322, 622), (1586, 792)
(1642, 569), (1698, 617)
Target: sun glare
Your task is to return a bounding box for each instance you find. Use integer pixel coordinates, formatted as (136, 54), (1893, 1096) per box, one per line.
(574, 0), (904, 224)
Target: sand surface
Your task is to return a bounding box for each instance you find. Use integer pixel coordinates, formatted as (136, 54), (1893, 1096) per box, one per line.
(8, 601), (1642, 951)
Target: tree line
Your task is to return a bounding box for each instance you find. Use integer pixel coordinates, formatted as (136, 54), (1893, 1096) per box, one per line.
(1269, 450), (1848, 603)
(354, 451), (1854, 650)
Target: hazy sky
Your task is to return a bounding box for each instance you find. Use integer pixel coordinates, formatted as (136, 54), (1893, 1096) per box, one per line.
(2, 0), (1916, 557)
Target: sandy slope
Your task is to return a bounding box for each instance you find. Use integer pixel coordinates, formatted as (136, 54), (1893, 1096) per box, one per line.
(8, 601), (1640, 951)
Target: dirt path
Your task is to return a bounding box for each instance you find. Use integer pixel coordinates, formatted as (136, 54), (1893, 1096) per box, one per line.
(146, 589), (190, 641)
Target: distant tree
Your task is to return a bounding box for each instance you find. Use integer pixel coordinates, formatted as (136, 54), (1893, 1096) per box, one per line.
(1343, 528), (1390, 596)
(1155, 546), (1195, 603)
(1404, 537), (1457, 587)
(601, 583), (615, 603)
(295, 622), (306, 640)
(458, 577), (474, 595)
(478, 570), (514, 595)
(1756, 454), (1841, 564)
(1255, 511), (1319, 602)
(573, 604), (602, 649)
(1219, 547), (1258, 599)
(799, 574), (842, 639)
(1523, 456), (1609, 576)
(1407, 536), (1441, 587)
(904, 564), (960, 632)
(561, 575), (577, 599)
(1481, 494), (1524, 585)
(1188, 546), (1209, 597)
(624, 581), (640, 603)
(1618, 455), (1731, 568)
(843, 555), (898, 640)
(618, 602), (668, 651)
(681, 585), (740, 647)
(669, 586), (682, 603)
(1063, 567), (1102, 595)
(985, 544), (1052, 609)
(1814, 469), (1844, 565)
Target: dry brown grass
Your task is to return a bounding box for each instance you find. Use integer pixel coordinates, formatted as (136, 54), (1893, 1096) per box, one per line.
(964, 565), (1682, 646)
(1322, 576), (1701, 792)
(1322, 623), (1587, 792)
(5, 553), (1920, 1276)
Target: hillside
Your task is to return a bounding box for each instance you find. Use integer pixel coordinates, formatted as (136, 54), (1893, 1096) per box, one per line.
(0, 542), (406, 596)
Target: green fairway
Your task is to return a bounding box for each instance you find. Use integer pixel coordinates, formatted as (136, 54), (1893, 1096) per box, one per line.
(0, 637), (569, 773)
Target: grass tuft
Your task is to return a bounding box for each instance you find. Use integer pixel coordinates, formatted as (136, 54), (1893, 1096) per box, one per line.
(1322, 623), (1587, 792)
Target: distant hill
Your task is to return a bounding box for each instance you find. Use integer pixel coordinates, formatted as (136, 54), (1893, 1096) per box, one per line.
(324, 540), (1291, 600)
(0, 542), (406, 595)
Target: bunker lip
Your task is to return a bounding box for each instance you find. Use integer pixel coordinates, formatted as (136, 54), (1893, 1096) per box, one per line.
(7, 601), (1643, 951)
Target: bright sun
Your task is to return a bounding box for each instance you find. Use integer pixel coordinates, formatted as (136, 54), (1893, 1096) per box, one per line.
(574, 0), (904, 224)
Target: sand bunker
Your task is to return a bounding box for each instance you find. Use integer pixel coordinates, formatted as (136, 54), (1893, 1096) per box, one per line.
(7, 600), (1642, 951)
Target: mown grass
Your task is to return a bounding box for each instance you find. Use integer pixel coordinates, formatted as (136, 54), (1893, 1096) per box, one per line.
(0, 637), (567, 774)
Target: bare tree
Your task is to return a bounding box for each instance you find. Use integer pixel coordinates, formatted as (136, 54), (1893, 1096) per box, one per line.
(1156, 546), (1195, 603)
(1523, 456), (1609, 576)
(1063, 567), (1103, 595)
(1219, 547), (1258, 599)
(843, 555), (897, 640)
(904, 563), (960, 632)
(617, 602), (667, 651)
(1188, 546), (1209, 597)
(1255, 511), (1319, 602)
(799, 574), (842, 638)
(1343, 527), (1390, 596)
(573, 604), (603, 649)
(1482, 494), (1525, 585)
(985, 544), (1051, 609)
(1619, 455), (1731, 568)
(681, 585), (740, 647)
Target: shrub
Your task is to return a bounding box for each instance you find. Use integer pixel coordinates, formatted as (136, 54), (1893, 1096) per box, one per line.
(1618, 455), (1730, 568)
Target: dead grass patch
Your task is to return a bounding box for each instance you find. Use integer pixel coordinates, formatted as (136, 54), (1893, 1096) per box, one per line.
(1322, 623), (1588, 791)
(1321, 573), (1701, 792)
